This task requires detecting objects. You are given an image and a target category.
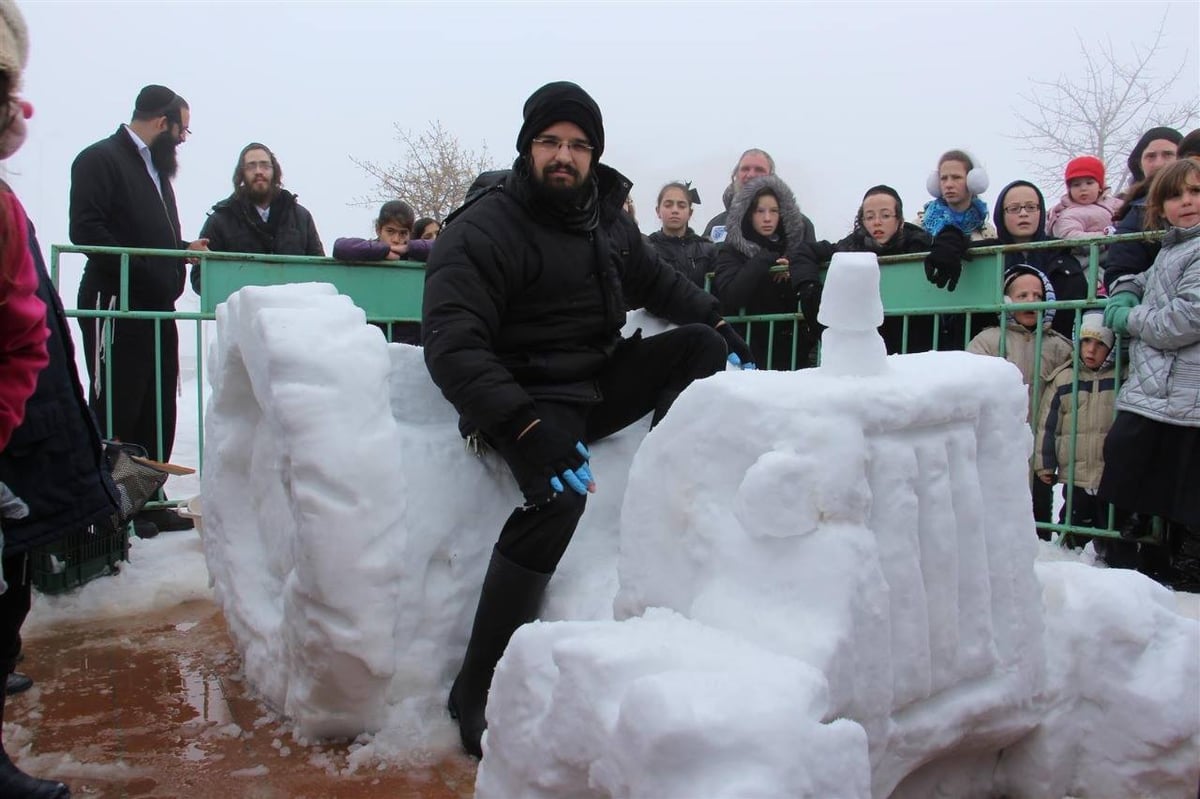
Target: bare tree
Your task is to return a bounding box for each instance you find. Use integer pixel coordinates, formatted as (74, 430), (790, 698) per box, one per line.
(1011, 17), (1198, 193)
(351, 121), (500, 221)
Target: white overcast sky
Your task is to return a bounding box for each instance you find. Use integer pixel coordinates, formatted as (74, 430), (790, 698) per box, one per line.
(7, 0), (1198, 274)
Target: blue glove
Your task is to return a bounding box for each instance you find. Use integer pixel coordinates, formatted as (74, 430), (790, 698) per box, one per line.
(1103, 291), (1138, 329)
(717, 322), (757, 370)
(516, 421), (594, 496)
(727, 353), (757, 370)
(1107, 306), (1133, 336)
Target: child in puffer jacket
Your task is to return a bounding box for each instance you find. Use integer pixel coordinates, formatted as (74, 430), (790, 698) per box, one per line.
(1099, 157), (1200, 591)
(1035, 310), (1123, 554)
(1046, 156), (1123, 240)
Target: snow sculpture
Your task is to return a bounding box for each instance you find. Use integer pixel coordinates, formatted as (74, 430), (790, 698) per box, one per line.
(818, 251), (888, 376)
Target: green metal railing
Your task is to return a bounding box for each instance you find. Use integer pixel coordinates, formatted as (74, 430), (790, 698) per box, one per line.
(51, 245), (426, 513)
(53, 231), (1166, 545)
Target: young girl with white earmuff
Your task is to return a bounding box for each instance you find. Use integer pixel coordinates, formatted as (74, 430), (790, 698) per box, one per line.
(922, 149), (995, 292)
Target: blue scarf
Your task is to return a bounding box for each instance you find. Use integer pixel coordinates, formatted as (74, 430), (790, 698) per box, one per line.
(922, 197), (989, 237)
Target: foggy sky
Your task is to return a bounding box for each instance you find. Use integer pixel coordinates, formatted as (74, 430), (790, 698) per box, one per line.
(8, 1), (1198, 286)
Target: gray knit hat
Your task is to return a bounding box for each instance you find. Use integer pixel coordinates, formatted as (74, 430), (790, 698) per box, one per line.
(0, 0), (29, 85)
(1079, 310), (1114, 349)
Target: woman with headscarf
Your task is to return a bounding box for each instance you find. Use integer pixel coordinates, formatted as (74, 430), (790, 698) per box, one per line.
(1104, 126), (1182, 291)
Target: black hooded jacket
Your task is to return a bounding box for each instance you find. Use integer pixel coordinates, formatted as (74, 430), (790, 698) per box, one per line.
(0, 222), (120, 554)
(191, 189), (324, 293)
(703, 182), (817, 244)
(977, 181), (1088, 340)
(1104, 194), (1159, 292)
(712, 176), (815, 369)
(422, 159), (721, 441)
(713, 175), (811, 315)
(647, 228), (716, 288)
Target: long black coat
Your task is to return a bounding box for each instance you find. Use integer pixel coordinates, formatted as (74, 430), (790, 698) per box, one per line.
(190, 190), (325, 293)
(69, 127), (186, 310)
(422, 162), (720, 441)
(0, 222), (120, 554)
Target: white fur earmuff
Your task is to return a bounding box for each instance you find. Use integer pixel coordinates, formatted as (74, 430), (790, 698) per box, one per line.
(927, 159), (990, 198)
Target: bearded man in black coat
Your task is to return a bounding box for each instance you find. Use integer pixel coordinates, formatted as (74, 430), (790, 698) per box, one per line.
(189, 142), (324, 293)
(69, 84), (206, 535)
(422, 80), (754, 758)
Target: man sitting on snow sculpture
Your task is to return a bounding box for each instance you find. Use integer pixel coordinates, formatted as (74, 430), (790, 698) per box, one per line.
(421, 80), (756, 757)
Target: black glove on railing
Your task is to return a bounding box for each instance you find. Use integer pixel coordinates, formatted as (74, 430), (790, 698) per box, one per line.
(716, 322), (756, 370)
(924, 226), (970, 292)
(795, 281), (825, 339)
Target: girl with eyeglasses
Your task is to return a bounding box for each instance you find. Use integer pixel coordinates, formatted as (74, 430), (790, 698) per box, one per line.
(789, 186), (934, 354)
(983, 181), (1090, 342)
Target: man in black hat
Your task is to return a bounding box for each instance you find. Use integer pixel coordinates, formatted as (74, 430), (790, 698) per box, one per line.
(422, 80), (755, 757)
(69, 84), (206, 536)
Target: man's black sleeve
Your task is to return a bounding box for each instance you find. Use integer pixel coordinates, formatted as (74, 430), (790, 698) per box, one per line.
(421, 220), (539, 440)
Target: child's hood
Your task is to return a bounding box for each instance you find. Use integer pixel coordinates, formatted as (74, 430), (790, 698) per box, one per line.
(1003, 262), (1057, 330)
(725, 174), (808, 259)
(993, 180), (1050, 245)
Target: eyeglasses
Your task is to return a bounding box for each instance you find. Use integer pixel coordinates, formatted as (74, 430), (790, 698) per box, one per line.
(863, 211), (896, 222)
(1003, 203), (1040, 215)
(531, 136), (594, 156)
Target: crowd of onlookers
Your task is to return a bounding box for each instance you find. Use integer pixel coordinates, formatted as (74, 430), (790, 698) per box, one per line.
(328, 128), (1200, 592)
(56, 92), (1200, 593)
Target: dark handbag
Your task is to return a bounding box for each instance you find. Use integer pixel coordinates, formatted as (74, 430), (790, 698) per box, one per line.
(103, 441), (169, 523)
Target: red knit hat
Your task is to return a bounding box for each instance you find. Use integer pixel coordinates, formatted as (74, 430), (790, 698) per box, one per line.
(1065, 156), (1105, 187)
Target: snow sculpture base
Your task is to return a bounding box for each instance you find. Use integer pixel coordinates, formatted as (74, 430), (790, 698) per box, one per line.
(482, 357), (1199, 798)
(201, 285), (651, 739)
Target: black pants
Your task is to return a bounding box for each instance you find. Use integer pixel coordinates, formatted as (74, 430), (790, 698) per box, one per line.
(78, 290), (179, 462)
(487, 324), (727, 574)
(0, 554), (32, 677)
(1032, 475), (1053, 539)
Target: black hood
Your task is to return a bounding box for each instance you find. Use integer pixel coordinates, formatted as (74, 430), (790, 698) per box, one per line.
(993, 181), (1048, 245)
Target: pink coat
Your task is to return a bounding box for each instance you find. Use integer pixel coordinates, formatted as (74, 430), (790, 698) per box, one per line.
(0, 192), (49, 451)
(1046, 193), (1123, 240)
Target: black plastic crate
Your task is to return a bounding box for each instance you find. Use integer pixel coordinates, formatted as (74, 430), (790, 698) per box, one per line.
(30, 523), (131, 595)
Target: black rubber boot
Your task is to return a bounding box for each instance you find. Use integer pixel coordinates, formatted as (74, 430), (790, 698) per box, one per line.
(447, 547), (552, 758)
(0, 690), (71, 798)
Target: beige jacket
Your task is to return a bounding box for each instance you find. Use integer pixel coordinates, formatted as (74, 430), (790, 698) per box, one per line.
(968, 322), (1074, 420)
(1034, 362), (1119, 490)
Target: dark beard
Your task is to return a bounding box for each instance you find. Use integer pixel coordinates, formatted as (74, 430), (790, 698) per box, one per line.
(240, 182), (277, 206)
(530, 164), (589, 208)
(149, 133), (179, 181)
